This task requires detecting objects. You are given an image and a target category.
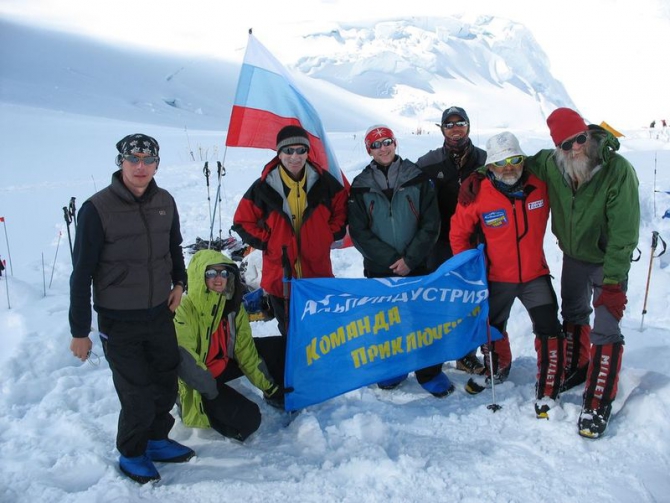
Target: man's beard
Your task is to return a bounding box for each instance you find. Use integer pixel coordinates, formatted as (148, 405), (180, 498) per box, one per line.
(491, 170), (522, 186)
(555, 140), (600, 185)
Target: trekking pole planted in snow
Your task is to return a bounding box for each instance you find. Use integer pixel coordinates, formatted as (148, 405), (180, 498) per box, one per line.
(49, 231), (62, 288)
(216, 161), (226, 242)
(281, 245), (292, 335)
(0, 216), (14, 275)
(69, 197), (77, 229)
(640, 231), (667, 331)
(203, 161), (213, 234)
(486, 322), (502, 412)
(63, 206), (74, 265)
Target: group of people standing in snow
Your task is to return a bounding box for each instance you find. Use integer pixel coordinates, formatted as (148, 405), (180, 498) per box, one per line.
(67, 103), (639, 484)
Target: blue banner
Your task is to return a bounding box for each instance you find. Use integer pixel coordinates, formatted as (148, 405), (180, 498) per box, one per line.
(285, 246), (498, 411)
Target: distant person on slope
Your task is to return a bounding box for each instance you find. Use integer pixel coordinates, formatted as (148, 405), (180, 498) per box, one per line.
(232, 125), (348, 344)
(415, 105), (487, 376)
(68, 134), (194, 484)
(450, 132), (564, 416)
(348, 124), (452, 397)
(459, 108), (640, 438)
(174, 250), (285, 442)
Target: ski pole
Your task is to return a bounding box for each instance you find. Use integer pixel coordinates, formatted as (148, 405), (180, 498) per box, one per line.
(203, 161), (213, 232)
(49, 231), (62, 288)
(281, 245), (292, 336)
(69, 197), (77, 229)
(63, 206), (74, 265)
(216, 161), (225, 242)
(486, 321), (502, 412)
(640, 231), (667, 331)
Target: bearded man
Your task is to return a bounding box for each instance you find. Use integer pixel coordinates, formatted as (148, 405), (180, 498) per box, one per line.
(450, 132), (563, 418)
(523, 108), (639, 438)
(459, 108), (640, 438)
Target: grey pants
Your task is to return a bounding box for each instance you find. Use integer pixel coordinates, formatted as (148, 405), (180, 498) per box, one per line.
(560, 255), (626, 345)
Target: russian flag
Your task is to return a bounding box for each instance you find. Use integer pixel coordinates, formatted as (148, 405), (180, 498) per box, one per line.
(226, 33), (346, 187)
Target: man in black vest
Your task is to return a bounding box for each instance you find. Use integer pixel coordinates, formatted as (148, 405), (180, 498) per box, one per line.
(68, 134), (194, 484)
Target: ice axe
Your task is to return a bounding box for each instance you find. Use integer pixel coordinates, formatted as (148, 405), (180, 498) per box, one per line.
(640, 231), (666, 331)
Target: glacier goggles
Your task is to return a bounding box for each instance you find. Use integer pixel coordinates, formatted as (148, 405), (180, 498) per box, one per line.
(560, 132), (588, 151)
(442, 120), (468, 129)
(369, 138), (395, 150)
(492, 156), (525, 168)
(204, 268), (230, 280)
(280, 146), (309, 155)
(121, 154), (159, 165)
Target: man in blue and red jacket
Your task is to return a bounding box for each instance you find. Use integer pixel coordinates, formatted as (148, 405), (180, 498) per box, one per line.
(450, 132), (563, 417)
(232, 125), (348, 345)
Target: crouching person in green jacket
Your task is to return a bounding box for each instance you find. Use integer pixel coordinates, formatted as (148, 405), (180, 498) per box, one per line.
(174, 249), (285, 441)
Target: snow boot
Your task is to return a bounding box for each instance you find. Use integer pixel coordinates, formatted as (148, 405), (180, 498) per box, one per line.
(119, 454), (160, 484)
(466, 333), (512, 395)
(578, 342), (624, 439)
(482, 331), (512, 381)
(561, 322), (591, 392)
(420, 372), (455, 398)
(534, 335), (565, 418)
(377, 373), (408, 390)
(456, 352), (486, 375)
(146, 439), (195, 463)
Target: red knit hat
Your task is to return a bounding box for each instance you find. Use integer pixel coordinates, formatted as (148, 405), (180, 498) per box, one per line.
(364, 124), (395, 153)
(546, 108), (588, 146)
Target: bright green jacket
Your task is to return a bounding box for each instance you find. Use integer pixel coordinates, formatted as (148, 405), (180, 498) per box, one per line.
(174, 249), (277, 428)
(525, 127), (640, 284)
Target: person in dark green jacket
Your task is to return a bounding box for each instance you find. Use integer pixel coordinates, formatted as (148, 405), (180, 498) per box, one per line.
(529, 108), (640, 439)
(348, 124), (453, 398)
(174, 250), (284, 442)
(459, 109), (640, 438)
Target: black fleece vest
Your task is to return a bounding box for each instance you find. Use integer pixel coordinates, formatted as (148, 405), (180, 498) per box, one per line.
(89, 173), (175, 310)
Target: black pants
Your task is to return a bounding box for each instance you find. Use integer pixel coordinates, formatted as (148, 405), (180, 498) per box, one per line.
(98, 308), (180, 457)
(204, 336), (285, 441)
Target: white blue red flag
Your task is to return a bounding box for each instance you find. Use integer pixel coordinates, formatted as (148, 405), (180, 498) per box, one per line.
(226, 34), (346, 186)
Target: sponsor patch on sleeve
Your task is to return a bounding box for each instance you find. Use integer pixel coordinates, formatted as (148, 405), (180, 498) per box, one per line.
(482, 210), (508, 228)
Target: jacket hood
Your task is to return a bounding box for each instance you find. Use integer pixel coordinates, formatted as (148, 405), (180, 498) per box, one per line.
(186, 250), (238, 308)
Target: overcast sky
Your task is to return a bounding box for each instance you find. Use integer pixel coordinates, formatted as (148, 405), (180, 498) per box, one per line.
(2, 0), (669, 128)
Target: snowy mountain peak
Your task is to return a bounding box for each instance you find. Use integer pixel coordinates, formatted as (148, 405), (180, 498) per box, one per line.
(292, 17), (574, 127)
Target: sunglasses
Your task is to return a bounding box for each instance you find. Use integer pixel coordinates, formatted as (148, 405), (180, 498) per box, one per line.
(204, 269), (230, 280)
(280, 146), (309, 155)
(370, 138), (395, 150)
(560, 133), (588, 151)
(493, 156), (525, 167)
(122, 154), (159, 165)
(443, 121), (468, 129)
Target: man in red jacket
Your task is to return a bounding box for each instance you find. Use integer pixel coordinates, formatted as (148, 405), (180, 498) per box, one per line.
(450, 132), (564, 417)
(233, 125), (348, 344)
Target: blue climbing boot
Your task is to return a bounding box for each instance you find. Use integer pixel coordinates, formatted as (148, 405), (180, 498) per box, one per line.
(119, 454), (160, 484)
(420, 372), (455, 398)
(146, 439), (195, 463)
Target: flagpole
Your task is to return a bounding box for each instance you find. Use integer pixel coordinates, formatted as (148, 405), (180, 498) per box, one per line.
(1, 218), (13, 275)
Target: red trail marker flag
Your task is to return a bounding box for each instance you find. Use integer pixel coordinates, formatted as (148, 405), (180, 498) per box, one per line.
(226, 33), (347, 187)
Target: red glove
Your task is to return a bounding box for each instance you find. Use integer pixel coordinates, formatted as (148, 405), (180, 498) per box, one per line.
(594, 284), (627, 321)
(458, 172), (485, 206)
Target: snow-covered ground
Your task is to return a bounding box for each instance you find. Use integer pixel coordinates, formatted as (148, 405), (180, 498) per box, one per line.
(1, 15), (670, 503)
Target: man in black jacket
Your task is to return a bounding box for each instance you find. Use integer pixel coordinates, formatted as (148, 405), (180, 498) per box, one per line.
(416, 106), (488, 375)
(68, 133), (194, 484)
